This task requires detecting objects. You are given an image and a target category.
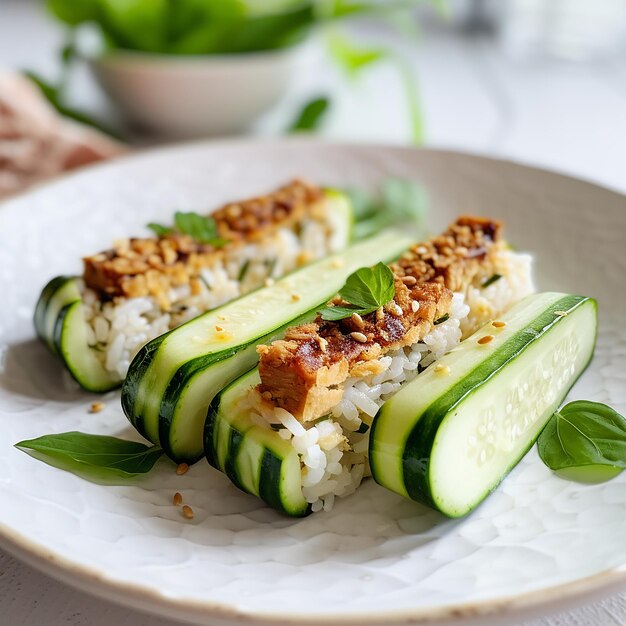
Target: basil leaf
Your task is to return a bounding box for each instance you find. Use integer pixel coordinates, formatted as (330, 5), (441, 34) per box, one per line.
(174, 211), (228, 246)
(15, 432), (164, 477)
(290, 96), (330, 132)
(537, 401), (626, 475)
(147, 222), (172, 237)
(482, 273), (502, 288)
(320, 305), (369, 321)
(340, 262), (395, 310)
(319, 262), (395, 320)
(349, 179), (428, 241)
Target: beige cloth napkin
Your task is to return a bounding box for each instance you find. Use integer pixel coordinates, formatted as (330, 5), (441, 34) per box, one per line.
(0, 71), (126, 200)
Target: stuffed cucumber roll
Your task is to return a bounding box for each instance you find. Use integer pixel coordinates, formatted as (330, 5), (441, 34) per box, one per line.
(205, 216), (535, 515)
(34, 180), (353, 392)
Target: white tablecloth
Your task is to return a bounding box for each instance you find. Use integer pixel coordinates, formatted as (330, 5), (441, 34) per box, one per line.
(1, 1), (624, 624)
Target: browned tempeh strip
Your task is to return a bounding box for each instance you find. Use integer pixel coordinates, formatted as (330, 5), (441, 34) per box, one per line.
(256, 216), (502, 422)
(83, 179), (325, 300)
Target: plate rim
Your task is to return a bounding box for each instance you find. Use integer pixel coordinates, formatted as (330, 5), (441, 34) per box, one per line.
(1, 137), (625, 625)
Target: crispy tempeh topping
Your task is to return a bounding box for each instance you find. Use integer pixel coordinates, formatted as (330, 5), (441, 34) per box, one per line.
(256, 216), (502, 422)
(82, 179), (325, 302)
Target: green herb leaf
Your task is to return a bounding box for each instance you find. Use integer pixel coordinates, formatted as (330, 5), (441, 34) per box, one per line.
(320, 262), (395, 320)
(147, 222), (172, 237)
(174, 211), (228, 246)
(433, 313), (449, 325)
(320, 304), (365, 321)
(482, 273), (502, 288)
(289, 96), (330, 132)
(15, 432), (164, 477)
(349, 179), (428, 241)
(537, 401), (626, 479)
(327, 29), (386, 77)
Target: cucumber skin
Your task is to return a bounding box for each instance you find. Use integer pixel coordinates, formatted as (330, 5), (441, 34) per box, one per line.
(34, 275), (75, 346)
(370, 295), (597, 517)
(121, 332), (170, 434)
(204, 386), (311, 518)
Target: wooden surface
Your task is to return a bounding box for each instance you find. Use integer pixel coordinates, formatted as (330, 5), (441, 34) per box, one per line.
(1, 1), (624, 624)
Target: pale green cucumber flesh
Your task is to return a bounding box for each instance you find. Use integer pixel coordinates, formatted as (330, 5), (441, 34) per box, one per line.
(370, 292), (597, 518)
(54, 302), (120, 392)
(34, 276), (119, 392)
(205, 369), (310, 517)
(123, 230), (413, 463)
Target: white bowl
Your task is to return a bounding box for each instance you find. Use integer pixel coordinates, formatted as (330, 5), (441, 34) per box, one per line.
(88, 45), (307, 138)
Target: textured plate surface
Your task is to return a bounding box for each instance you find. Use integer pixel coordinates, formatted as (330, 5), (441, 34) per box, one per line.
(0, 140), (624, 626)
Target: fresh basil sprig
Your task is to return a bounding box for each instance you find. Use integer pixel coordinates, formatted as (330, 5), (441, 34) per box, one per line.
(148, 211), (228, 247)
(320, 262), (395, 321)
(15, 432), (164, 478)
(538, 401), (626, 480)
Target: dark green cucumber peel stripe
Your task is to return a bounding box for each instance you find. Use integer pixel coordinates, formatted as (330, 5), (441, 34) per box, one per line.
(397, 295), (593, 509)
(223, 427), (246, 493)
(203, 395), (221, 470)
(157, 307), (321, 460)
(34, 275), (75, 340)
(258, 449), (311, 518)
(52, 302), (75, 370)
(121, 331), (171, 434)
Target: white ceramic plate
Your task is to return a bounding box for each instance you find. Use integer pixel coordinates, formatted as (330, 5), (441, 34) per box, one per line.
(0, 140), (624, 626)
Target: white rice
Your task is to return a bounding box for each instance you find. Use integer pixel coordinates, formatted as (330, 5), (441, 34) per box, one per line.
(250, 247), (535, 512)
(81, 216), (336, 380)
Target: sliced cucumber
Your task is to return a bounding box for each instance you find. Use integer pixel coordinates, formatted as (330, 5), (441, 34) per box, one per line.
(205, 369), (310, 517)
(123, 231), (414, 463)
(370, 292), (597, 517)
(34, 276), (118, 392)
(33, 190), (354, 393)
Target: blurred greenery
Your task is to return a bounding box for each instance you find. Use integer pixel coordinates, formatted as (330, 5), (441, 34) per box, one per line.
(46, 0), (429, 55)
(43, 0), (443, 142)
(289, 96), (331, 131)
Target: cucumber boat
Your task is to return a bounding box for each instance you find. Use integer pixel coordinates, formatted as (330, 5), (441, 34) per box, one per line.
(34, 181), (354, 393)
(205, 292), (596, 518)
(122, 231), (414, 463)
(370, 292), (597, 517)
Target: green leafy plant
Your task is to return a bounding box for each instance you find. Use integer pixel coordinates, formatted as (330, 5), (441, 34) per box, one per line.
(15, 432), (164, 478)
(44, 1), (442, 143)
(289, 96), (330, 131)
(148, 211), (228, 246)
(538, 400), (626, 482)
(350, 178), (428, 241)
(320, 261), (395, 320)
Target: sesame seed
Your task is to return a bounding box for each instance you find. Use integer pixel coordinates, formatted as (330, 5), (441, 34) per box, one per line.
(173, 492), (183, 506)
(351, 312), (365, 328)
(291, 293), (301, 302)
(265, 278), (275, 287)
(215, 325), (223, 332)
(182, 505), (194, 519)
(176, 463), (189, 476)
(89, 402), (105, 414)
(416, 246), (428, 255)
(478, 335), (494, 345)
(350, 332), (368, 343)
(401, 275), (417, 286)
(331, 258), (344, 269)
(411, 300), (420, 313)
(434, 364), (450, 376)
(391, 303), (403, 317)
(554, 310), (568, 317)
(492, 320), (506, 328)
(318, 337), (328, 352)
